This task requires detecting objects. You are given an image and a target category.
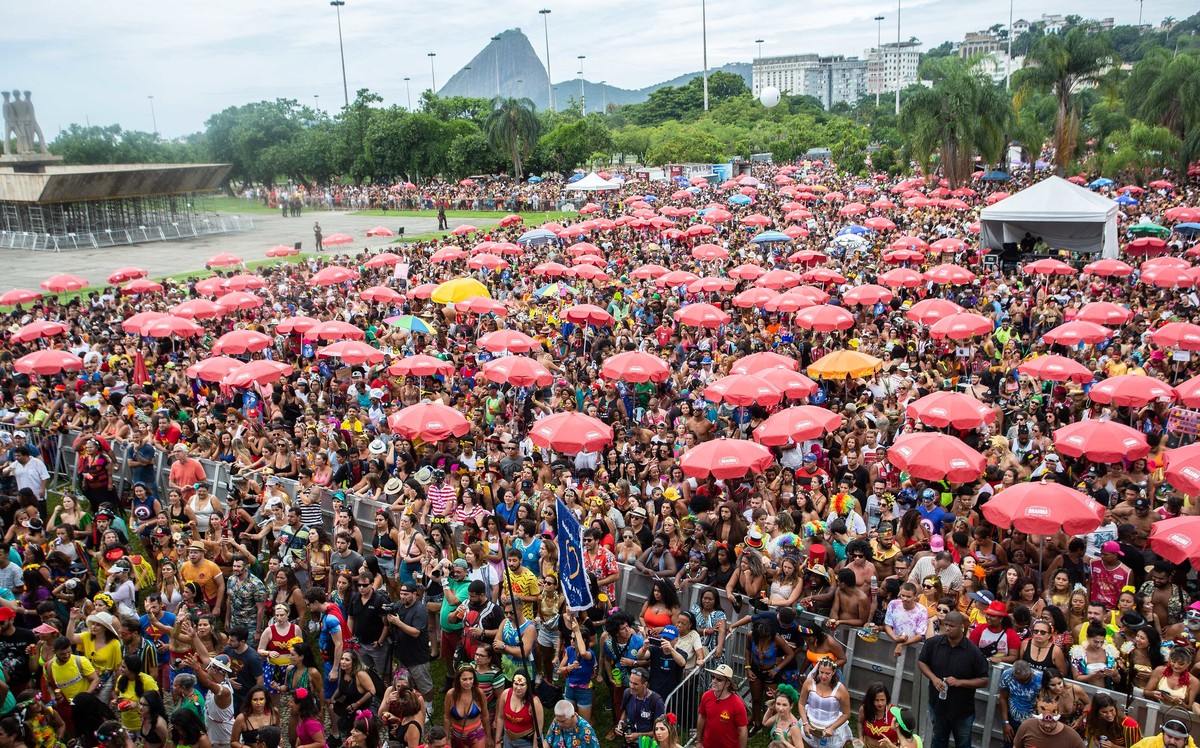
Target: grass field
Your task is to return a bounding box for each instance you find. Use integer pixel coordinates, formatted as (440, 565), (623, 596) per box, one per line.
(349, 209), (576, 222)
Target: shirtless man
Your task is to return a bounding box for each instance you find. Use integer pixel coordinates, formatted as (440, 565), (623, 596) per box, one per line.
(1109, 489), (1158, 548)
(829, 569), (871, 629)
(842, 540), (876, 588)
(871, 522), (901, 580)
(1140, 560), (1188, 628)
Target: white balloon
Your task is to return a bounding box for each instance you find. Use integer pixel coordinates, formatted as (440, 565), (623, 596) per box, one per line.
(759, 86), (781, 108)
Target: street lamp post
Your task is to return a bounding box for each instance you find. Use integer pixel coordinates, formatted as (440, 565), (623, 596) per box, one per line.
(1006, 0), (1014, 89)
(491, 35), (502, 96)
(600, 80), (607, 113)
(539, 9), (554, 110)
(577, 55), (586, 113)
(428, 52), (437, 93)
(874, 15), (884, 106)
(330, 0), (349, 108)
(313, 94), (320, 113)
(701, 0), (709, 111)
(403, 78), (411, 110)
(895, 0), (901, 115)
(754, 39), (764, 94)
(147, 96), (157, 136)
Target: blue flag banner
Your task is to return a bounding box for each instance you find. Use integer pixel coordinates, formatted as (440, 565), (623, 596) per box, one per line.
(556, 498), (594, 612)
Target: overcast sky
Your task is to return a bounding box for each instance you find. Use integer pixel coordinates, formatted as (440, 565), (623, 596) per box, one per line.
(9, 0), (1190, 138)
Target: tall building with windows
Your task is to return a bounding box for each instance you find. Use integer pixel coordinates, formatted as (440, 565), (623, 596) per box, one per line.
(866, 40), (921, 95)
(752, 54), (868, 110)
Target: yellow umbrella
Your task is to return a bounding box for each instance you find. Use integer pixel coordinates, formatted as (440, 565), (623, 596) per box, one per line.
(807, 349), (883, 380)
(808, 184), (829, 194)
(431, 277), (490, 305)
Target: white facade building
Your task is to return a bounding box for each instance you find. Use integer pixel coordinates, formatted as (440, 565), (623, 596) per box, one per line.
(752, 54), (868, 109)
(866, 41), (922, 95)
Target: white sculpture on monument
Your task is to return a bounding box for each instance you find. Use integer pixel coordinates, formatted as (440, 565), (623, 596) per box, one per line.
(2, 90), (50, 156)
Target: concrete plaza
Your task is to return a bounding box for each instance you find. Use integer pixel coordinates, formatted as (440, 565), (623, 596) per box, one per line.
(0, 210), (483, 289)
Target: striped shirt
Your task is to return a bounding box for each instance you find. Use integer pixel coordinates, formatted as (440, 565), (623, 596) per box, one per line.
(428, 483), (456, 517)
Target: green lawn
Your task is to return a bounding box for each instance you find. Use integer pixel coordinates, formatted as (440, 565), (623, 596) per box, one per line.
(351, 209), (576, 222)
(198, 196), (293, 215)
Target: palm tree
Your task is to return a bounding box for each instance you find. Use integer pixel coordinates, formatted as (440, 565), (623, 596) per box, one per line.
(483, 97), (540, 180)
(899, 56), (1011, 188)
(1125, 49), (1200, 166)
(1013, 28), (1114, 175)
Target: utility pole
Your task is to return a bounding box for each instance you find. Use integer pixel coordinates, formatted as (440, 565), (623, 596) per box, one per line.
(148, 96), (157, 136)
(539, 9), (554, 110)
(895, 0), (902, 115)
(600, 80), (607, 113)
(578, 55), (586, 114)
(403, 78), (411, 110)
(1006, 0), (1014, 89)
(701, 0), (709, 111)
(428, 52), (437, 93)
(754, 39), (764, 95)
(874, 16), (884, 106)
(330, 0), (349, 108)
(491, 35), (502, 96)
(313, 94), (320, 113)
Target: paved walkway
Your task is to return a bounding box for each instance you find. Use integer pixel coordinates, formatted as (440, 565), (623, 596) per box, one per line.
(1, 211), (485, 288)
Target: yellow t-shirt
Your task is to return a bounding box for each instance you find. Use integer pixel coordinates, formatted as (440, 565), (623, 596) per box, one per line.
(49, 653), (95, 699)
(79, 631), (123, 676)
(114, 672), (159, 730)
(504, 567), (541, 621)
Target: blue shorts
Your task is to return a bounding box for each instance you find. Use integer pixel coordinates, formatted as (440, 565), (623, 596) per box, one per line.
(565, 684), (593, 707)
(323, 660), (336, 699)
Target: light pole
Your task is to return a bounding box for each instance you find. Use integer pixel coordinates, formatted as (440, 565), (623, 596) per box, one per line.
(428, 52), (437, 93)
(600, 80), (607, 113)
(148, 96), (157, 136)
(874, 15), (884, 106)
(1006, 0), (1014, 89)
(330, 0), (349, 108)
(1138, 0), (1144, 26)
(539, 9), (554, 110)
(403, 78), (411, 110)
(895, 0), (901, 115)
(577, 55), (586, 113)
(701, 0), (709, 111)
(491, 35), (502, 96)
(755, 38), (764, 61)
(313, 94), (320, 113)
(754, 39), (764, 94)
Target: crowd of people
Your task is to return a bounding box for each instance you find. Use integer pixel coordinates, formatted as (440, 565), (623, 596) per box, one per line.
(0, 158), (1197, 748)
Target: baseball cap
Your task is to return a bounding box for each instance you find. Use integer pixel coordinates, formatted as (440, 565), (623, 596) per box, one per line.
(1101, 540), (1123, 556)
(0, 608), (15, 622)
(209, 654), (233, 673)
(803, 453), (817, 463)
(660, 625), (679, 641)
(452, 559), (469, 569)
(1134, 497), (1150, 510)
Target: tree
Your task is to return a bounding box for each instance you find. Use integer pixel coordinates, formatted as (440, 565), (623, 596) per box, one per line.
(532, 117), (613, 174)
(1014, 28), (1114, 175)
(483, 97), (540, 180)
(1109, 121), (1181, 184)
(899, 57), (1011, 187)
(1125, 49), (1200, 166)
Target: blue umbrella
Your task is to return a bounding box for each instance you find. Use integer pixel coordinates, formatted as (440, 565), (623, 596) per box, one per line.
(1034, 160), (1050, 170)
(642, 194), (657, 203)
(517, 228), (559, 245)
(673, 176), (690, 184)
(981, 170), (1010, 181)
(837, 224), (873, 236)
(750, 231), (791, 244)
(1115, 195), (1138, 206)
(1175, 223), (1200, 237)
(528, 175), (543, 183)
(567, 173), (585, 183)
(686, 186), (703, 194)
(1090, 177), (1114, 188)
(728, 194), (752, 205)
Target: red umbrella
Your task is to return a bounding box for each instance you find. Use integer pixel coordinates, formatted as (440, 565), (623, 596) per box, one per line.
(788, 250), (828, 265)
(108, 267), (148, 284)
(795, 305), (856, 332)
(212, 330), (272, 354)
(1140, 266), (1195, 288)
(10, 320), (67, 343)
(879, 268), (924, 289)
(389, 403), (471, 442)
(692, 244), (730, 261)
(1053, 421), (1149, 463)
(764, 290), (816, 314)
(360, 286), (406, 304)
(323, 233), (355, 245)
(563, 304), (615, 326)
(981, 481), (1105, 535)
(216, 291), (264, 312)
(907, 391), (995, 429)
(366, 226), (395, 237)
(890, 236), (930, 251)
(468, 253), (509, 271)
(755, 367), (819, 399)
(1148, 516), (1200, 565)
(478, 329), (537, 353)
(41, 274), (89, 293)
(733, 287), (779, 309)
(1087, 374), (1175, 407)
(703, 209), (733, 223)
(688, 277), (736, 294)
(888, 433), (986, 483)
(680, 438), (774, 480)
(194, 277), (227, 296)
(275, 316), (321, 335)
(1016, 355), (1095, 383)
(566, 242), (600, 256)
(1076, 302), (1133, 326)
(1042, 320), (1112, 346)
(906, 299), (963, 325)
(266, 245), (300, 258)
(0, 289), (41, 306)
(532, 262), (570, 277)
(481, 356), (554, 387)
(310, 320), (367, 341)
(430, 247), (466, 263)
(185, 356), (243, 382)
(122, 311), (167, 334)
(223, 274), (268, 291)
(674, 303), (730, 328)
(929, 312), (994, 340)
(312, 266), (360, 286)
(389, 354), (455, 377)
(409, 283), (439, 299)
(1150, 322), (1200, 351)
(529, 412), (614, 454)
(803, 268), (847, 285)
(207, 253), (244, 267)
(365, 252), (403, 268)
(14, 349), (84, 375)
(1082, 259), (1135, 277)
(499, 214), (523, 226)
(141, 317), (204, 339)
(864, 217), (896, 231)
(729, 263), (766, 281)
(703, 374), (784, 407)
(1165, 443), (1200, 494)
(730, 351), (800, 375)
(569, 265), (610, 283)
(222, 360), (295, 389)
(317, 340), (384, 365)
(883, 249), (925, 264)
(630, 264), (669, 279)
(1126, 237), (1169, 256)
(656, 270), (700, 288)
(1023, 259), (1075, 276)
(456, 297), (509, 317)
(600, 351), (670, 383)
(924, 264), (976, 285)
(753, 406), (843, 446)
(755, 269), (803, 290)
(841, 284), (893, 306)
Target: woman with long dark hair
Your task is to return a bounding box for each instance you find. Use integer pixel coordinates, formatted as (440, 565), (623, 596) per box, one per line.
(169, 708), (213, 748)
(231, 685), (280, 748)
(443, 665), (491, 748)
(136, 691), (170, 748)
(639, 579), (681, 636)
(112, 652), (157, 731)
(857, 683), (898, 748)
(292, 688), (326, 748)
(1084, 693), (1142, 748)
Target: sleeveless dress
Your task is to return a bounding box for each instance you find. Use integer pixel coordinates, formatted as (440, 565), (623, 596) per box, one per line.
(803, 683), (853, 748)
(264, 621), (299, 694)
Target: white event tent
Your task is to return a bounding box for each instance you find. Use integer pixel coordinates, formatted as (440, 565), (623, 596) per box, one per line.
(978, 175), (1121, 259)
(567, 172), (622, 191)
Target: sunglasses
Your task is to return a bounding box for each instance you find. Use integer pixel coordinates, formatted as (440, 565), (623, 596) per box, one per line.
(923, 584), (935, 589)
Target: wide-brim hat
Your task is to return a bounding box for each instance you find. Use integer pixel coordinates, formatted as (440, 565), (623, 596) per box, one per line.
(86, 611), (121, 639)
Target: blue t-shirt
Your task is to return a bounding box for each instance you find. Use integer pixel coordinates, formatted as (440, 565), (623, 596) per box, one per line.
(604, 632), (644, 682)
(517, 537), (541, 573)
(318, 612), (342, 659)
(564, 645), (595, 688)
(140, 611), (177, 646)
(917, 504), (948, 533)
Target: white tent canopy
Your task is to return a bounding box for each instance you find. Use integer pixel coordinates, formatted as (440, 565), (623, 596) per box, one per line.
(567, 172), (622, 191)
(978, 176), (1120, 259)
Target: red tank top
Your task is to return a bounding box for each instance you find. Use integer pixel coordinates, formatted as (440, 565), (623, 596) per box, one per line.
(503, 691), (534, 739)
(267, 622), (299, 664)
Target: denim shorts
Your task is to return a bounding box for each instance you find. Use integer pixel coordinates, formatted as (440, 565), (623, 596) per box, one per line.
(565, 684), (593, 707)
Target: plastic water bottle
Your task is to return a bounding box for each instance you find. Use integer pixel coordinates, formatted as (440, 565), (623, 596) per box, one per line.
(870, 575), (878, 597)
(939, 681), (949, 700)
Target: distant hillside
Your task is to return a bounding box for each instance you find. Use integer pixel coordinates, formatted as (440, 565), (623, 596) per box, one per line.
(437, 29), (750, 111)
